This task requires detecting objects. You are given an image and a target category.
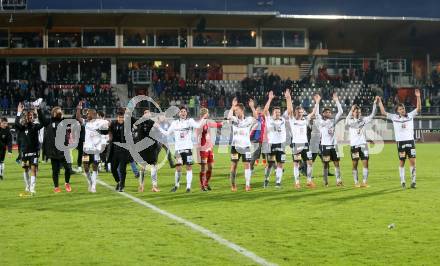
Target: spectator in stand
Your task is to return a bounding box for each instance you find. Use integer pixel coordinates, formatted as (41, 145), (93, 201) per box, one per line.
(208, 96), (215, 110)
(302, 97), (310, 110)
(1, 95), (9, 115)
(178, 78), (186, 89)
(218, 96), (225, 109)
(425, 96), (431, 113)
(189, 96), (195, 116)
(200, 97), (208, 108)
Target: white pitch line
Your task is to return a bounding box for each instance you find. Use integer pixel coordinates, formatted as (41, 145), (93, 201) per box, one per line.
(96, 179), (277, 266)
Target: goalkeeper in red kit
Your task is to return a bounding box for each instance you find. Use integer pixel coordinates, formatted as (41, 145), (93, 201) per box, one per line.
(195, 108), (222, 191)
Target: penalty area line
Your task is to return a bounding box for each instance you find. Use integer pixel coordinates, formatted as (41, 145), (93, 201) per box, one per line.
(96, 179), (277, 266)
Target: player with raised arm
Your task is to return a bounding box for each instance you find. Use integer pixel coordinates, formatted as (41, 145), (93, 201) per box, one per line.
(0, 117), (13, 180)
(227, 98), (256, 192)
(156, 106), (205, 193)
(314, 93), (344, 187)
(286, 90), (318, 189)
(195, 108), (222, 191)
(76, 101), (109, 193)
(345, 97), (378, 187)
(262, 91), (287, 188)
(15, 101), (44, 195)
(377, 89), (421, 189)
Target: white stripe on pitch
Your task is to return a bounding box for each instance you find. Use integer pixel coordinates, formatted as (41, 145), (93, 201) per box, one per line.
(97, 179), (277, 266)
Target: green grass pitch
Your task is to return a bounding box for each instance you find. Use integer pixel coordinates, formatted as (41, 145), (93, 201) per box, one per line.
(1, 143), (440, 265)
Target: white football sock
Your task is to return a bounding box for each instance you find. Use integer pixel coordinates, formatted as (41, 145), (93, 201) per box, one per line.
(245, 169), (252, 186)
(362, 168), (368, 183)
(399, 167), (405, 184)
(275, 167), (283, 184)
(30, 175), (36, 192)
(0, 163), (4, 176)
(410, 166), (416, 184)
(151, 166), (158, 187)
(335, 167), (341, 182)
(91, 171), (97, 190)
(293, 165), (300, 183)
(352, 169), (359, 183)
(175, 171), (181, 187)
(306, 164), (313, 182)
(186, 170), (193, 189)
(23, 172), (30, 191)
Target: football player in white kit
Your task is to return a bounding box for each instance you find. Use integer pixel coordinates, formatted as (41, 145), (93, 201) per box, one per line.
(378, 89), (421, 189)
(345, 97), (378, 187)
(156, 106), (206, 193)
(314, 93), (344, 187)
(286, 90), (318, 189)
(76, 101), (109, 193)
(262, 91), (287, 188)
(227, 98), (256, 192)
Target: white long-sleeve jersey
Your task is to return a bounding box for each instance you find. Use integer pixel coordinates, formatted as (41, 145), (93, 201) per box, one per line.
(315, 101), (343, 146)
(345, 104), (376, 146)
(158, 118), (202, 151)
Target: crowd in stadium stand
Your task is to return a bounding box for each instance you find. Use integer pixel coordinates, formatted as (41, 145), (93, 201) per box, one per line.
(1, 67), (440, 117)
(0, 80), (118, 115)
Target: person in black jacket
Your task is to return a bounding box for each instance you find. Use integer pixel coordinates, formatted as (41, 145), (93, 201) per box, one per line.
(41, 106), (73, 193)
(0, 117), (13, 180)
(108, 108), (135, 192)
(15, 102), (44, 194)
(75, 124), (85, 173)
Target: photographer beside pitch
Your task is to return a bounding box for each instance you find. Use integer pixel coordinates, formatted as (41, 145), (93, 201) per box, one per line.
(378, 89), (421, 189)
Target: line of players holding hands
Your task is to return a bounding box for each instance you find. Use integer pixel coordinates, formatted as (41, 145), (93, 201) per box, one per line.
(0, 88), (421, 195)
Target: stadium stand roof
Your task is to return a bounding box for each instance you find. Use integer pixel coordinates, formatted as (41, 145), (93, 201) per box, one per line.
(16, 0), (440, 21)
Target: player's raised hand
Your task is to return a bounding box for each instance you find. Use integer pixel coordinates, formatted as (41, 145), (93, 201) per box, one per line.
(374, 96), (380, 103)
(415, 89), (421, 97)
(268, 91), (275, 100)
(232, 97), (238, 107)
(284, 89), (291, 99)
(17, 102), (23, 113)
(313, 93), (321, 103)
(76, 100), (83, 109)
(332, 92), (339, 102)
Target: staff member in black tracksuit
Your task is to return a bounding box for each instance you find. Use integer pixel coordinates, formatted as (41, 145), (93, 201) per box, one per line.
(15, 102), (44, 194)
(109, 109), (135, 192)
(0, 117), (13, 180)
(41, 106), (73, 193)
